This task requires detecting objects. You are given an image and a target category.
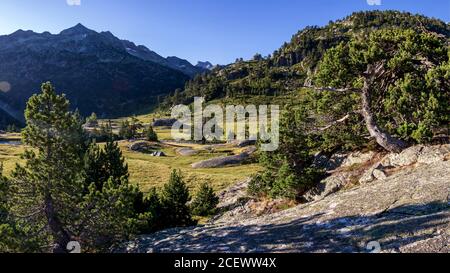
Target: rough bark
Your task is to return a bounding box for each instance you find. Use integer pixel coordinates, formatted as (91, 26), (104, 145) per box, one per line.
(361, 67), (408, 153)
(44, 194), (72, 253)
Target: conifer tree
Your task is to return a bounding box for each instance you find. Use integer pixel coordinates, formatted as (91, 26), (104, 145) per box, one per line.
(101, 140), (129, 183)
(5, 82), (138, 252)
(313, 29), (449, 151)
(80, 138), (139, 251)
(160, 170), (194, 227)
(8, 82), (86, 253)
(191, 182), (219, 216)
(85, 112), (99, 127)
(0, 164), (13, 251)
(145, 126), (158, 142)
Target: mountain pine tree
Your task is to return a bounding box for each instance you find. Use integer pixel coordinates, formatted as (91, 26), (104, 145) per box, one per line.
(80, 138), (140, 251)
(85, 112), (99, 127)
(4, 82), (140, 252)
(249, 105), (324, 200)
(160, 170), (195, 227)
(191, 182), (219, 216)
(0, 165), (13, 252)
(8, 82), (86, 253)
(145, 126), (158, 142)
(313, 28), (449, 151)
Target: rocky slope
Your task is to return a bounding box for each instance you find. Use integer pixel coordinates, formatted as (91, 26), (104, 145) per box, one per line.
(120, 145), (450, 253)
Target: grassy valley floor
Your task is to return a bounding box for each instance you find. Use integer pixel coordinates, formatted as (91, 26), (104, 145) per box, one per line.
(0, 133), (261, 193)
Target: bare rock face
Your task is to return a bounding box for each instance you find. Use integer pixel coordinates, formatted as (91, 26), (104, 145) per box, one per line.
(359, 144), (450, 184)
(303, 174), (350, 202)
(314, 150), (376, 171)
(119, 145), (450, 253)
(306, 150), (377, 201)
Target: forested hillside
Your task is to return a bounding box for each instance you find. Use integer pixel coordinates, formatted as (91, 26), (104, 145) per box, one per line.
(163, 11), (450, 105)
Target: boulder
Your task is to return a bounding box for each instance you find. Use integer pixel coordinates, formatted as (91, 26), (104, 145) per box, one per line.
(417, 145), (450, 164)
(314, 151), (376, 171)
(229, 139), (257, 148)
(341, 151), (376, 168)
(191, 147), (256, 169)
(129, 141), (159, 153)
(303, 174), (349, 202)
(176, 148), (198, 156)
(388, 145), (422, 167)
(152, 118), (177, 127)
(191, 153), (249, 169)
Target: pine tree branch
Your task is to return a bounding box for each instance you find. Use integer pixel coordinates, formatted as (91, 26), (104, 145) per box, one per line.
(318, 113), (352, 131)
(303, 85), (361, 93)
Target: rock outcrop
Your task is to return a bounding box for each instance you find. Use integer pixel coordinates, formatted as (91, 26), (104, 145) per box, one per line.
(119, 145), (450, 253)
(152, 118), (177, 127)
(191, 147), (256, 169)
(129, 141), (160, 154)
(359, 145), (450, 184)
(175, 147), (198, 156)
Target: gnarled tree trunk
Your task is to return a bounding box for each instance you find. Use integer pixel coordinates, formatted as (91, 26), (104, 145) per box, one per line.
(361, 77), (407, 153)
(44, 194), (72, 253)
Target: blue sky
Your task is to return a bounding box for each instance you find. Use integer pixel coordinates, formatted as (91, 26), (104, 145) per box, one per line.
(0, 0), (449, 65)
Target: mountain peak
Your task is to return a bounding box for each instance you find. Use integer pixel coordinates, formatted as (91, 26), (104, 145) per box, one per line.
(9, 29), (36, 37)
(60, 23), (93, 35)
(196, 61), (214, 70)
(73, 23), (89, 30)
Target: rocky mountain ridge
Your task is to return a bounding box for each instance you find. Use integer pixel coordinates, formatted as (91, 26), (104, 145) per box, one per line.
(0, 24), (208, 123)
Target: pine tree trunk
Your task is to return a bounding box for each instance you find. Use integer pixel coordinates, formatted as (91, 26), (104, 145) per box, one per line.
(44, 194), (72, 253)
(361, 78), (407, 153)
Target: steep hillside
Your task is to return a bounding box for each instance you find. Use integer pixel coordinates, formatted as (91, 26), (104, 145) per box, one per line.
(0, 24), (204, 123)
(163, 11), (450, 106)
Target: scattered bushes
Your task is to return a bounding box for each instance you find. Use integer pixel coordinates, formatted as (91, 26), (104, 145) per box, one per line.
(119, 117), (142, 140)
(85, 112), (99, 127)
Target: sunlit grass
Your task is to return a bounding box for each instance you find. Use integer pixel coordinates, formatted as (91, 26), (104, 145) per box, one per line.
(0, 144), (26, 175)
(0, 138), (261, 194)
(119, 141), (260, 193)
